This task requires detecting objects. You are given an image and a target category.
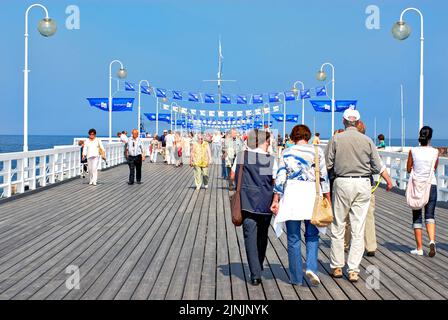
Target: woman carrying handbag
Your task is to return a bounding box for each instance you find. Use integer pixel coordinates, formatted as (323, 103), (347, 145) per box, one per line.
(230, 129), (277, 286)
(271, 125), (331, 286)
(406, 126), (439, 257)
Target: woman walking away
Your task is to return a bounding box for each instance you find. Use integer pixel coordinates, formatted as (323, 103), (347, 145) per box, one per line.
(190, 133), (212, 190)
(271, 125), (331, 286)
(82, 128), (105, 186)
(406, 126), (439, 257)
(230, 129), (277, 286)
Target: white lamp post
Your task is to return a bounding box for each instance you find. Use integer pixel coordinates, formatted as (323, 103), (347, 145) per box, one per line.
(392, 7), (424, 131)
(317, 62), (335, 135)
(292, 80), (305, 125)
(279, 92), (287, 141)
(138, 80), (150, 136)
(109, 60), (127, 143)
(23, 3), (57, 152)
(171, 102), (178, 132)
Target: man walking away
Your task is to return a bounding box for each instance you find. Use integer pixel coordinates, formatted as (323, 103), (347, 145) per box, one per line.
(326, 108), (393, 283)
(126, 129), (146, 185)
(165, 130), (176, 165)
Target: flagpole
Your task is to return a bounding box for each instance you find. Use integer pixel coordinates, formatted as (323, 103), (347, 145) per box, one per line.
(389, 117), (392, 147)
(109, 60), (127, 143)
(280, 92), (286, 141)
(138, 80), (150, 136)
(156, 97), (159, 135)
(401, 84), (404, 150)
(293, 81), (305, 125)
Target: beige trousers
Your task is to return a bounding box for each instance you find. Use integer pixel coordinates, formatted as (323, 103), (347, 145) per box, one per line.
(330, 177), (371, 273)
(194, 166), (209, 188)
(345, 193), (377, 252)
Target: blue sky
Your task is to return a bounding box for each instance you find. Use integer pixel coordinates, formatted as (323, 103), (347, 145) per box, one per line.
(1, 0), (447, 139)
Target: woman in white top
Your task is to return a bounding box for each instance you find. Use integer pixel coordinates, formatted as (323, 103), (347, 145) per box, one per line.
(406, 126), (439, 257)
(82, 128), (105, 186)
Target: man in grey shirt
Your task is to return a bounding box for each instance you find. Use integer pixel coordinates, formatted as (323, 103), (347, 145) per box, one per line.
(326, 108), (393, 283)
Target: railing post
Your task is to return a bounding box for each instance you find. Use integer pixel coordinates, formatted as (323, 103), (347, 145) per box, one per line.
(40, 155), (46, 187)
(437, 161), (446, 201)
(17, 158), (25, 194)
(4, 160), (12, 197)
(29, 156), (36, 190)
(49, 154), (56, 184)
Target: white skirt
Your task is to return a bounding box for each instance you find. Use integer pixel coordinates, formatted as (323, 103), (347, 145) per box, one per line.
(273, 180), (327, 237)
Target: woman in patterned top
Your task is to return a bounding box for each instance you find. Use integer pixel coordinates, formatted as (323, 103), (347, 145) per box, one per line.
(271, 125), (331, 286)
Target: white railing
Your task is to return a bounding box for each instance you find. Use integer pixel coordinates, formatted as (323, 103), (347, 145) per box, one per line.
(0, 141), (134, 199)
(378, 150), (448, 202)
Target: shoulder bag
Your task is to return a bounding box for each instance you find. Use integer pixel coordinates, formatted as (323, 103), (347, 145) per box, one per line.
(230, 151), (246, 226)
(311, 145), (333, 227)
(406, 150), (437, 210)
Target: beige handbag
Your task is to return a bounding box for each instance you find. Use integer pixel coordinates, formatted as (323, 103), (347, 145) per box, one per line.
(311, 145), (333, 227)
(97, 140), (106, 161)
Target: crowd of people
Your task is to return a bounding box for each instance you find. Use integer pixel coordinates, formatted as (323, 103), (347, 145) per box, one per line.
(77, 108), (440, 288)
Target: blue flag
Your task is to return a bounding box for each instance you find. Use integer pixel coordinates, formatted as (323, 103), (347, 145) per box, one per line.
(310, 100), (332, 112)
(221, 94), (231, 104)
(140, 85), (151, 95)
(156, 88), (167, 98)
(336, 100), (357, 112)
(125, 82), (135, 91)
(189, 92), (200, 102)
(204, 94), (215, 103)
(271, 114), (299, 122)
(310, 100), (357, 112)
(157, 113), (171, 123)
(284, 91), (296, 101)
(300, 89), (311, 99)
(144, 113), (157, 121)
(252, 94), (263, 104)
(172, 90), (182, 100)
(316, 86), (327, 97)
(87, 98), (134, 112)
(237, 95), (247, 104)
(269, 93), (280, 103)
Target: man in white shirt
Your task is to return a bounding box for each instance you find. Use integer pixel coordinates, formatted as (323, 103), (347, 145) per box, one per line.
(120, 131), (128, 144)
(165, 130), (176, 165)
(125, 129), (146, 185)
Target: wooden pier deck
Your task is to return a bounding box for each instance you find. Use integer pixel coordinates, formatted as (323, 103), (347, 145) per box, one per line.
(0, 162), (448, 300)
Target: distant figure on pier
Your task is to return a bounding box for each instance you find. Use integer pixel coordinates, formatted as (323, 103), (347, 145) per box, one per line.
(150, 134), (160, 163)
(212, 131), (223, 164)
(406, 126), (439, 257)
(377, 134), (386, 149)
(165, 130), (176, 165)
(231, 129), (276, 286)
(190, 133), (212, 190)
(223, 128), (244, 190)
(82, 128), (105, 186)
(125, 129), (146, 185)
(78, 140), (88, 179)
(160, 130), (167, 162)
(312, 133), (321, 145)
(174, 132), (183, 167)
(326, 109), (393, 283)
(119, 131), (128, 144)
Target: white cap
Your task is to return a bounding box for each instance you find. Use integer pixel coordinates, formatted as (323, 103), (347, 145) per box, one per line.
(343, 108), (360, 121)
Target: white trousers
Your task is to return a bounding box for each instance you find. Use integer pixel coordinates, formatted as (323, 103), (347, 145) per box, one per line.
(166, 146), (175, 164)
(151, 149), (158, 162)
(330, 177), (371, 273)
(87, 156), (99, 184)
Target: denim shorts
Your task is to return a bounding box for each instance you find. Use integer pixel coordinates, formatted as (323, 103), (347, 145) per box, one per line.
(412, 184), (437, 229)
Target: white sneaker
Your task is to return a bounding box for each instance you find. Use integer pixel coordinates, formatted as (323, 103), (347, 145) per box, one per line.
(305, 270), (321, 286)
(89, 181), (93, 185)
(204, 185), (209, 189)
(196, 186), (201, 190)
(93, 182), (97, 186)
(410, 249), (424, 256)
